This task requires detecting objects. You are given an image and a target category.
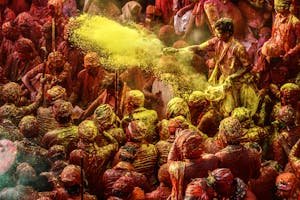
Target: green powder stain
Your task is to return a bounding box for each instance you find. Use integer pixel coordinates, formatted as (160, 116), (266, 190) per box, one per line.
(69, 14), (208, 98)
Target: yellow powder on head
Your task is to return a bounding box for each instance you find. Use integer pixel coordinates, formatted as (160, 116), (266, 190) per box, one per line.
(70, 14), (209, 99)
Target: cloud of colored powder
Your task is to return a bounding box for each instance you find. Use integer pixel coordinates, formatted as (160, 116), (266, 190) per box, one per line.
(69, 14), (209, 97)
(69, 14), (164, 70)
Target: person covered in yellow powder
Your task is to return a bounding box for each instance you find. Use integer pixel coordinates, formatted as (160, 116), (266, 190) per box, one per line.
(122, 90), (159, 144)
(166, 17), (259, 117)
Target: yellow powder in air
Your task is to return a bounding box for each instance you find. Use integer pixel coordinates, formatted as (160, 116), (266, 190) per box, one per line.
(69, 14), (209, 98)
(69, 14), (164, 70)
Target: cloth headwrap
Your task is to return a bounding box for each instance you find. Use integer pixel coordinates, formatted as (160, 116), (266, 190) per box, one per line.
(275, 0), (291, 7)
(185, 178), (211, 199)
(48, 0), (63, 15)
(211, 168), (234, 182)
(128, 120), (147, 141)
(158, 25), (175, 40)
(173, 40), (188, 49)
(276, 173), (296, 191)
(46, 85), (66, 102)
(2, 22), (12, 36)
(84, 52), (100, 67)
(2, 82), (21, 102)
(169, 129), (201, 161)
(15, 12), (34, 26)
(280, 83), (299, 92)
(166, 97), (191, 121)
(60, 165), (81, 186)
(168, 116), (189, 132)
(15, 38), (36, 54)
(112, 175), (135, 198)
(188, 90), (207, 107)
(16, 163), (36, 180)
(78, 120), (98, 141)
(94, 104), (117, 127)
(127, 90), (145, 107)
(247, 0), (264, 8)
(277, 105), (295, 124)
(19, 116), (39, 138)
(47, 145), (66, 160)
(219, 117), (244, 143)
(48, 51), (63, 61)
(53, 100), (73, 118)
(231, 107), (251, 123)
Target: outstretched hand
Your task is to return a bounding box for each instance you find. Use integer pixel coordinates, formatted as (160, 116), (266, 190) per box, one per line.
(162, 47), (179, 55)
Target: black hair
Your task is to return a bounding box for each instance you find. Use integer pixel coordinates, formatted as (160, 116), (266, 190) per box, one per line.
(214, 18), (234, 36)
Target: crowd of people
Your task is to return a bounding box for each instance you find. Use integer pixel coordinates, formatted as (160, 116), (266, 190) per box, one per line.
(0, 0), (299, 199)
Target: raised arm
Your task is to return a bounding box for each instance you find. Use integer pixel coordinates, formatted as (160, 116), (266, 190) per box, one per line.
(22, 63), (44, 94)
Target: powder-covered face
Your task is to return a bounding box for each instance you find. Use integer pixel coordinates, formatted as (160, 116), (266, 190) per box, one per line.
(276, 180), (295, 198)
(276, 173), (297, 198)
(215, 28), (231, 42)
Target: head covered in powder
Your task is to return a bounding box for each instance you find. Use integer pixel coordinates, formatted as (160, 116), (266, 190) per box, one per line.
(60, 164), (81, 189)
(166, 97), (191, 121)
(52, 100), (73, 124)
(231, 107), (251, 123)
(276, 172), (298, 198)
(93, 104), (118, 131)
(2, 21), (19, 40)
(169, 129), (204, 161)
(274, 0), (291, 13)
(276, 105), (296, 127)
(128, 120), (147, 142)
(84, 52), (100, 68)
(47, 51), (65, 70)
(19, 115), (39, 138)
(214, 17), (234, 38)
(120, 1), (142, 23)
(16, 162), (36, 186)
(280, 83), (300, 106)
(125, 90), (145, 112)
(78, 120), (98, 142)
(210, 168), (234, 197)
(188, 90), (208, 108)
(168, 115), (190, 136)
(15, 38), (37, 56)
(247, 0), (265, 8)
(46, 85), (67, 104)
(2, 82), (21, 104)
(219, 117), (244, 144)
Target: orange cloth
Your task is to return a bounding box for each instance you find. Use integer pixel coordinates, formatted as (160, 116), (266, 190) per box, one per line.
(155, 0), (173, 24)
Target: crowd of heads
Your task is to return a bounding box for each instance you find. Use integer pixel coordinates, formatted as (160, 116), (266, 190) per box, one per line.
(0, 0), (299, 199)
